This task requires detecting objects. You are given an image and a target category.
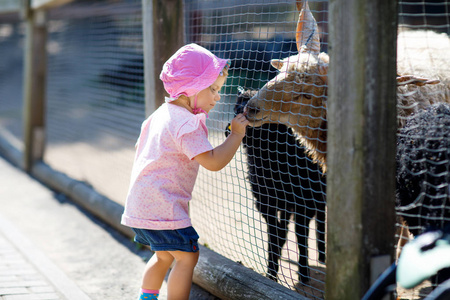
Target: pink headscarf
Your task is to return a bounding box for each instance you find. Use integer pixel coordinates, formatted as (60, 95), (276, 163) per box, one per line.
(160, 43), (229, 114)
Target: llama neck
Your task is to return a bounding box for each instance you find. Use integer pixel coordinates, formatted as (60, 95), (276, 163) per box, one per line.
(292, 124), (328, 173)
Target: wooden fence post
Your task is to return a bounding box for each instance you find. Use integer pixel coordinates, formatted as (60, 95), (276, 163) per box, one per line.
(22, 3), (47, 172)
(142, 0), (183, 117)
(326, 0), (398, 298)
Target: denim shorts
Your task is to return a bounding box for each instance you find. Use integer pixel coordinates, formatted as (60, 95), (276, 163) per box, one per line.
(132, 226), (200, 252)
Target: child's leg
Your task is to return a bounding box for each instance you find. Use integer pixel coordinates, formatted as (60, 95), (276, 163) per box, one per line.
(166, 250), (200, 300)
(142, 251), (174, 290)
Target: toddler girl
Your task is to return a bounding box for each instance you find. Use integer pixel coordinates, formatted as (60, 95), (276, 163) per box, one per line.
(121, 43), (249, 300)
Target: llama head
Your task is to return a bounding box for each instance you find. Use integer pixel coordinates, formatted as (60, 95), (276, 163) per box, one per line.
(245, 1), (443, 171)
(245, 0), (328, 168)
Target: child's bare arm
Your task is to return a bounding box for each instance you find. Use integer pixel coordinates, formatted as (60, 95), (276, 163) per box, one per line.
(194, 114), (249, 171)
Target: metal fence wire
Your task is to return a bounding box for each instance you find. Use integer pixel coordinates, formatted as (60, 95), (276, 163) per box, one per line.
(396, 1), (450, 299)
(46, 1), (329, 297)
(0, 0), (449, 299)
(185, 1), (327, 298)
(44, 0), (144, 203)
(0, 15), (24, 148)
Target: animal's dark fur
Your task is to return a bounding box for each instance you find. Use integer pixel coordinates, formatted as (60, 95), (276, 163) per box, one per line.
(396, 103), (450, 236)
(396, 103), (450, 284)
(227, 89), (326, 283)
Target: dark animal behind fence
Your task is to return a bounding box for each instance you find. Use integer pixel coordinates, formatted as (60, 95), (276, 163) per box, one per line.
(396, 103), (450, 284)
(397, 103), (450, 236)
(226, 89), (326, 283)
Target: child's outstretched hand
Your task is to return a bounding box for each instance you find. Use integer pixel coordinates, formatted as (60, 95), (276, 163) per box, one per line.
(230, 113), (249, 137)
(195, 113), (249, 171)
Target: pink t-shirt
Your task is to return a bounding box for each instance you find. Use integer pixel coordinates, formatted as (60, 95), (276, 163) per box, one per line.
(121, 103), (213, 230)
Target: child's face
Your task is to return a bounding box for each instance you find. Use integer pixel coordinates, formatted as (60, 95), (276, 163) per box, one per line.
(193, 76), (227, 113)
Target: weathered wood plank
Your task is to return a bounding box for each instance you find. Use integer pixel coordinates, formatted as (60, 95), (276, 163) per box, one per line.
(194, 246), (307, 300)
(149, 0), (184, 114)
(326, 0), (398, 298)
(143, 0), (184, 116)
(23, 9), (47, 172)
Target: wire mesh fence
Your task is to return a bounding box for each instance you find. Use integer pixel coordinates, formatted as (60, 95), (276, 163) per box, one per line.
(0, 14), (24, 148)
(395, 1), (450, 298)
(185, 1), (327, 297)
(44, 0), (144, 203)
(0, 0), (449, 299)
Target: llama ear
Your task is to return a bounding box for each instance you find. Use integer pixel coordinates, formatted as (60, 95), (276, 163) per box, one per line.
(296, 0), (321, 55)
(271, 59), (285, 70)
(397, 75), (440, 86)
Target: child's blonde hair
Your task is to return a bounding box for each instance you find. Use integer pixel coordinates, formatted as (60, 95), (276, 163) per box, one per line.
(220, 65), (229, 77)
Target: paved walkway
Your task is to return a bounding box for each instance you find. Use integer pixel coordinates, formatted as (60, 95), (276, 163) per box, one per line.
(0, 216), (88, 300)
(0, 156), (218, 300)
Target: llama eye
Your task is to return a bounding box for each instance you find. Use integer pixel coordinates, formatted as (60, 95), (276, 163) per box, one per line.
(304, 93), (312, 99)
